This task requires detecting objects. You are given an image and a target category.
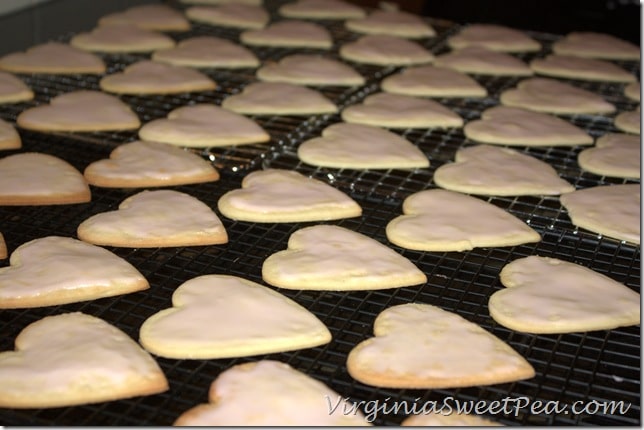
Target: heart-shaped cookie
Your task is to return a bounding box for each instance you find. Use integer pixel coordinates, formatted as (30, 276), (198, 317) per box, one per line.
(98, 4), (190, 31)
(279, 0), (366, 19)
(347, 303), (535, 388)
(139, 104), (270, 147)
(297, 122), (429, 169)
(0, 153), (90, 205)
(489, 256), (641, 333)
(345, 9), (435, 39)
(84, 140), (219, 188)
(578, 133), (640, 179)
(447, 24), (541, 53)
(614, 110), (640, 135)
(256, 54), (364, 86)
(434, 46), (532, 76)
(0, 236), (148, 308)
(186, 4), (269, 29)
(139, 275), (331, 359)
(381, 65), (487, 98)
(175, 360), (370, 426)
(217, 169), (362, 222)
(70, 24), (175, 53)
(0, 118), (21, 150)
(340, 35), (434, 66)
(152, 36), (259, 69)
(386, 189), (541, 252)
(464, 106), (593, 146)
(500, 78), (616, 114)
(263, 225), (426, 290)
(0, 312), (167, 408)
(17, 90), (140, 132)
(222, 82), (337, 116)
(77, 190), (228, 248)
(530, 54), (636, 83)
(0, 71), (33, 104)
(100, 60), (216, 95)
(552, 32), (640, 61)
(433, 145), (575, 196)
(240, 20), (332, 49)
(560, 183), (640, 244)
(0, 42), (106, 74)
(342, 92), (463, 129)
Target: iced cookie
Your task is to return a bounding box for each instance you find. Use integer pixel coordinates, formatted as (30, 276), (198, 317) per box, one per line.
(152, 36), (259, 69)
(614, 110), (640, 134)
(139, 275), (331, 359)
(98, 4), (190, 31)
(463, 106), (593, 146)
(0, 153), (90, 206)
(0, 312), (167, 408)
(0, 118), (21, 150)
(578, 133), (640, 179)
(489, 256), (641, 333)
(624, 82), (640, 101)
(346, 303), (535, 388)
(0, 42), (106, 75)
(84, 140), (220, 188)
(297, 122), (429, 169)
(256, 54), (364, 86)
(559, 183), (640, 244)
(0, 236), (148, 308)
(186, 4), (269, 29)
(381, 65), (487, 98)
(174, 360), (369, 426)
(0, 71), (33, 104)
(139, 104), (269, 147)
(433, 145), (575, 196)
(345, 10), (435, 39)
(17, 90), (140, 132)
(386, 189), (541, 252)
(279, 0), (365, 20)
(500, 78), (615, 114)
(552, 32), (640, 61)
(339, 35), (434, 66)
(99, 60), (216, 95)
(217, 169), (361, 223)
(221, 82), (337, 116)
(70, 24), (175, 53)
(77, 190), (228, 248)
(262, 225), (427, 291)
(447, 24), (541, 53)
(434, 46), (532, 76)
(240, 20), (332, 49)
(530, 55), (636, 83)
(342, 92), (463, 128)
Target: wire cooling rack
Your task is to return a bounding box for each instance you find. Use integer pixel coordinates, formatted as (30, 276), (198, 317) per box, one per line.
(0, 0), (640, 426)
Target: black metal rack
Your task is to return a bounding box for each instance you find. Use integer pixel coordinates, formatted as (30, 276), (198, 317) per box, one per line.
(0, 1), (640, 426)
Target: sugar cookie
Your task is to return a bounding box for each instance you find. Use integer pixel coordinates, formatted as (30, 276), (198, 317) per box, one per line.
(345, 10), (435, 39)
(186, 4), (269, 29)
(0, 118), (21, 150)
(0, 42), (105, 75)
(240, 20), (332, 49)
(381, 65), (487, 98)
(256, 54), (364, 86)
(279, 0), (365, 20)
(530, 55), (636, 83)
(577, 133), (640, 179)
(434, 46), (532, 76)
(152, 36), (259, 69)
(552, 32), (640, 61)
(339, 35), (434, 66)
(614, 110), (640, 134)
(98, 4), (190, 31)
(70, 24), (175, 53)
(0, 71), (33, 104)
(447, 24), (540, 53)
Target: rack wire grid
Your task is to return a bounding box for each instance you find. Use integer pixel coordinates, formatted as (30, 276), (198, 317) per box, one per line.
(0, 0), (641, 426)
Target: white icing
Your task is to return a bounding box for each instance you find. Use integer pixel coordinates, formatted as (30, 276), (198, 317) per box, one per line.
(345, 10), (435, 39)
(240, 20), (332, 49)
(139, 275), (331, 358)
(339, 35), (434, 66)
(297, 122), (429, 169)
(175, 360), (369, 426)
(256, 54), (364, 86)
(490, 256), (641, 333)
(382, 65), (487, 98)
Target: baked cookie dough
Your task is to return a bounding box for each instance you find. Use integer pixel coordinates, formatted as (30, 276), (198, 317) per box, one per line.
(500, 78), (616, 115)
(0, 71), (33, 104)
(256, 54), (364, 86)
(560, 183), (640, 244)
(552, 32), (640, 61)
(433, 145), (575, 196)
(463, 106), (593, 146)
(70, 25), (175, 53)
(99, 60), (216, 95)
(341, 92), (463, 129)
(614, 110), (640, 134)
(624, 82), (640, 101)
(489, 256), (641, 333)
(345, 10), (435, 39)
(186, 4), (269, 29)
(578, 133), (640, 179)
(0, 312), (167, 408)
(346, 303), (535, 389)
(217, 169), (361, 223)
(0, 42), (105, 75)
(386, 189), (541, 252)
(240, 20), (332, 49)
(381, 65), (487, 98)
(139, 275), (331, 359)
(339, 35), (434, 66)
(152, 36), (259, 69)
(530, 54), (636, 83)
(98, 4), (190, 31)
(278, 0), (365, 20)
(297, 122), (429, 169)
(447, 23), (541, 53)
(434, 46), (532, 76)
(0, 119), (21, 150)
